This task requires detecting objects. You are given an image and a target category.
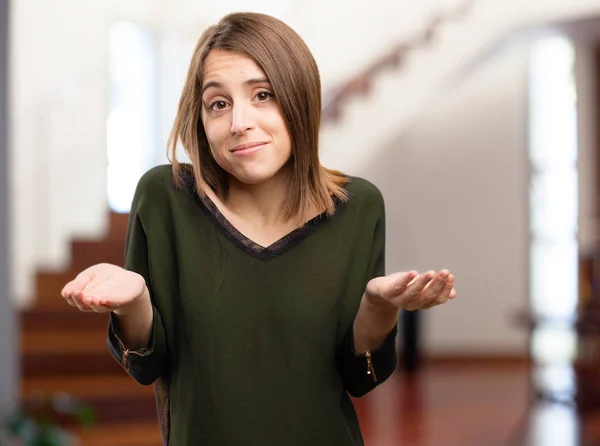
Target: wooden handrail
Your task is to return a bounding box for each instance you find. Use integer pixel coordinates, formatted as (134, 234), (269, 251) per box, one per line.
(322, 0), (475, 122)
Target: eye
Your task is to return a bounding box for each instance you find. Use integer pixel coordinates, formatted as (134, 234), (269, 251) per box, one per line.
(207, 100), (228, 111)
(255, 91), (274, 102)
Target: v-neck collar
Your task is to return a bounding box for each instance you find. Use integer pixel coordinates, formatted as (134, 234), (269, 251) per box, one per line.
(196, 191), (337, 261)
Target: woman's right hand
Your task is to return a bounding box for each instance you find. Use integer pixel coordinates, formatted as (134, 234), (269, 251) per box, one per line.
(60, 263), (148, 315)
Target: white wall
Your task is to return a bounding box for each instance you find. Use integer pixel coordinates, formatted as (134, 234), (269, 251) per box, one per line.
(9, 1), (161, 305)
(155, 0), (444, 90)
(11, 0), (105, 304)
(289, 0), (444, 90)
(358, 39), (531, 354)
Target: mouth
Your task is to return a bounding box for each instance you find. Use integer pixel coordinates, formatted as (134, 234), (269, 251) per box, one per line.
(231, 142), (268, 156)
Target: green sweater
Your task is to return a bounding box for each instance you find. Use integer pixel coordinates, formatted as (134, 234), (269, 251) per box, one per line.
(108, 165), (398, 446)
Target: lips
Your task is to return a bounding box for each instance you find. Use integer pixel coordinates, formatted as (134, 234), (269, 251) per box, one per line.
(231, 142), (268, 153)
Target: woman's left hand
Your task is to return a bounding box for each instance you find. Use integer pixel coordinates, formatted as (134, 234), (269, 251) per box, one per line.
(365, 269), (456, 311)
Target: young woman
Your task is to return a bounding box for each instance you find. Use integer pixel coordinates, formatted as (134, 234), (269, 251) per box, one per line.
(61, 12), (456, 445)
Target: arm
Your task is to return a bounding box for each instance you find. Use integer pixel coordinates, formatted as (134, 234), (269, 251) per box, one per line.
(352, 295), (398, 354)
(111, 280), (153, 350)
(336, 196), (399, 397)
(107, 187), (169, 386)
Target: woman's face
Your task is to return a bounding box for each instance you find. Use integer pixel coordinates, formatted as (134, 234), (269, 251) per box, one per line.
(201, 50), (292, 186)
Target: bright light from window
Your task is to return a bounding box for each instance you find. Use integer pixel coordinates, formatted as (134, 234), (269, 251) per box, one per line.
(107, 22), (157, 213)
(528, 36), (578, 364)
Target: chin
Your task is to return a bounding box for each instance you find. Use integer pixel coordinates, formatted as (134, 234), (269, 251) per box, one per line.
(230, 167), (285, 186)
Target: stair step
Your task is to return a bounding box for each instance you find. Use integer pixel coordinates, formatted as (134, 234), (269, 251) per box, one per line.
(35, 270), (80, 302)
(22, 352), (124, 378)
(21, 305), (109, 331)
(74, 421), (162, 446)
(21, 393), (158, 426)
(27, 296), (110, 312)
(22, 329), (107, 354)
(22, 375), (154, 399)
(87, 394), (158, 425)
(71, 239), (126, 269)
(107, 212), (131, 241)
(22, 375), (158, 425)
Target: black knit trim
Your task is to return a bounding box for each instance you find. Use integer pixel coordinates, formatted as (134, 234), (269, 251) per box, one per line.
(197, 192), (336, 261)
(171, 164), (347, 261)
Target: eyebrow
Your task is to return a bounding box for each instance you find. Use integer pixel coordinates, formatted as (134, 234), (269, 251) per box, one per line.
(201, 78), (271, 95)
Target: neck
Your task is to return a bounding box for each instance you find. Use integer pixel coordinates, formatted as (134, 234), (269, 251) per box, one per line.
(225, 169), (291, 228)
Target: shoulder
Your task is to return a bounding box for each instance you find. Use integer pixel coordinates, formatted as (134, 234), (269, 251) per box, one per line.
(131, 164), (193, 213)
(131, 165), (200, 230)
(344, 176), (385, 212)
(134, 164), (196, 198)
(135, 164), (174, 195)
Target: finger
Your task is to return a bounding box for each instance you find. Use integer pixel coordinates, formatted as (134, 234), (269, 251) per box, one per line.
(84, 293), (120, 313)
(410, 271), (435, 292)
(391, 270), (419, 295)
(61, 281), (76, 298)
(422, 277), (456, 310)
(401, 271), (436, 310)
(62, 282), (82, 303)
(448, 275), (457, 299)
(434, 275), (456, 304)
(79, 291), (107, 309)
(367, 271), (418, 300)
(89, 304), (113, 313)
(71, 290), (99, 312)
(63, 296), (77, 307)
(421, 270), (450, 300)
(61, 273), (92, 298)
(72, 295), (95, 313)
(407, 273), (420, 287)
(421, 298), (446, 310)
(432, 272), (454, 302)
(416, 271), (452, 309)
(86, 295), (116, 313)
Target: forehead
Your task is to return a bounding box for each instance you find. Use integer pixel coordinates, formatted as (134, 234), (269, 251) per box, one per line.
(202, 50), (266, 82)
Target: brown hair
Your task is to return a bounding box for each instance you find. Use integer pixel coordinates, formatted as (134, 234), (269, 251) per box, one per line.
(167, 12), (349, 225)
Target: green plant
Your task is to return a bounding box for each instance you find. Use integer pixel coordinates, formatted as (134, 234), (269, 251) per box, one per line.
(1, 392), (95, 446)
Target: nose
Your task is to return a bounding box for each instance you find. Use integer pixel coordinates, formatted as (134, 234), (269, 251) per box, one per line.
(230, 102), (255, 136)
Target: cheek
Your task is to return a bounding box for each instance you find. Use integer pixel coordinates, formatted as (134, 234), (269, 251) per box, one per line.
(203, 121), (229, 156)
(280, 130), (292, 158)
(269, 115), (291, 152)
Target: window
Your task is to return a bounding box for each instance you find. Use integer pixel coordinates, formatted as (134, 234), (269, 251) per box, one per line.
(107, 22), (157, 213)
(528, 36), (578, 379)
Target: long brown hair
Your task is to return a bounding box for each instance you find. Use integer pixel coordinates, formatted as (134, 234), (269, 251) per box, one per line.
(168, 12), (349, 225)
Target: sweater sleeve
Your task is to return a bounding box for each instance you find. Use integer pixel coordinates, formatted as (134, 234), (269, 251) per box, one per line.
(336, 190), (399, 398)
(106, 181), (169, 386)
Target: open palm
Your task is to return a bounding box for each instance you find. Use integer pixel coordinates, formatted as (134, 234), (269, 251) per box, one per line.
(366, 269), (456, 311)
(60, 263), (146, 313)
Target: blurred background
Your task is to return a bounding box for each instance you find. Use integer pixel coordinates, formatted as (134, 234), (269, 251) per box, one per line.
(3, 0), (600, 444)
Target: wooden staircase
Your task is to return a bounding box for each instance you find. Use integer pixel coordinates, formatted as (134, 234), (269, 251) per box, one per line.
(20, 212), (162, 445)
